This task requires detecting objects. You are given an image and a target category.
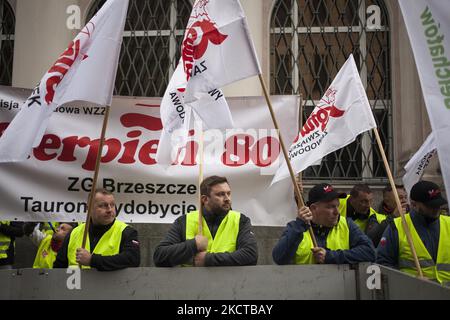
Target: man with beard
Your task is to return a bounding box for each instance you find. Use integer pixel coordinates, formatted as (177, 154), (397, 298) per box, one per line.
(272, 183), (375, 265)
(153, 175), (258, 267)
(377, 180), (450, 285)
(24, 222), (77, 269)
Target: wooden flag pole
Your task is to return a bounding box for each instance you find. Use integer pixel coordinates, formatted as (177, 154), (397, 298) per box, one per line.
(296, 95), (304, 190)
(372, 128), (423, 278)
(258, 74), (318, 248)
(198, 127), (204, 235)
(80, 105), (111, 267)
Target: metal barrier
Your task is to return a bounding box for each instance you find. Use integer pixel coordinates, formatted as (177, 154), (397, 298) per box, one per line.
(1, 264), (449, 300)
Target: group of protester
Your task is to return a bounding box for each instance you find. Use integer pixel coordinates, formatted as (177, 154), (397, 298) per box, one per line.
(0, 176), (448, 286)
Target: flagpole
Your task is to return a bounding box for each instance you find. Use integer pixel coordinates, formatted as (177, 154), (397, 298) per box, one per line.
(258, 74), (318, 248)
(372, 128), (423, 278)
(198, 127), (204, 235)
(80, 105), (111, 267)
(296, 95), (304, 192)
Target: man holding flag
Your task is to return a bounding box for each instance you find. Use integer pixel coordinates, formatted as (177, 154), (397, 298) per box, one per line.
(272, 183), (375, 265)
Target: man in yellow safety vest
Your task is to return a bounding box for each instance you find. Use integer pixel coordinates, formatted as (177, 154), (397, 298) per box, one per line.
(273, 183), (375, 265)
(53, 189), (140, 271)
(153, 175), (258, 267)
(377, 180), (450, 286)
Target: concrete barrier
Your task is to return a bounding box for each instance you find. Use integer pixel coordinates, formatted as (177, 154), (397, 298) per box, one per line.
(1, 264), (449, 300)
(1, 265), (355, 300)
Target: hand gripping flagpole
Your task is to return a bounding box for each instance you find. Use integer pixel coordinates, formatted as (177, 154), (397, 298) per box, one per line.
(79, 105), (111, 268)
(258, 74), (318, 248)
(372, 128), (423, 278)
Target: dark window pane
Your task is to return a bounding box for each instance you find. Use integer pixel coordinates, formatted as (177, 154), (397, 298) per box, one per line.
(87, 0), (192, 97)
(0, 0), (15, 86)
(271, 0), (392, 181)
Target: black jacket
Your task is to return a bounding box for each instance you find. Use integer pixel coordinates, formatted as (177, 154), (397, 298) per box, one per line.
(53, 220), (140, 271)
(0, 221), (24, 266)
(153, 210), (258, 267)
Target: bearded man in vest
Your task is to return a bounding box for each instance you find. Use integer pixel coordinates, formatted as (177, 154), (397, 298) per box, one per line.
(338, 184), (379, 232)
(272, 183), (375, 265)
(376, 180), (450, 286)
(23, 222), (77, 269)
(53, 189), (140, 271)
(153, 175), (258, 267)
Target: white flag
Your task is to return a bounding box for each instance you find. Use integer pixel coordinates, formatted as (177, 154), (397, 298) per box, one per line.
(157, 0), (261, 165)
(0, 0), (128, 162)
(272, 54), (377, 184)
(156, 62), (234, 165)
(181, 0), (261, 104)
(403, 133), (438, 197)
(399, 0), (450, 203)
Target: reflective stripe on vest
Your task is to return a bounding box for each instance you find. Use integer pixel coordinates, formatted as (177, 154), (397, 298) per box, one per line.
(67, 220), (127, 269)
(33, 234), (57, 269)
(394, 214), (450, 285)
(338, 196), (377, 231)
(0, 221), (11, 259)
(295, 217), (350, 264)
(186, 211), (240, 254)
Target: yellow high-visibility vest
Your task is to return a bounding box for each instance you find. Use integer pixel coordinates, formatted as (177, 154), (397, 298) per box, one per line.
(186, 210), (240, 253)
(395, 214), (450, 286)
(0, 221), (11, 260)
(339, 195), (378, 231)
(67, 220), (127, 269)
(33, 234), (57, 269)
(369, 211), (388, 224)
(295, 217), (350, 264)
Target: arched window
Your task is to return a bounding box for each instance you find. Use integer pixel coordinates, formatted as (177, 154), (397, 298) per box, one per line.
(270, 0), (391, 181)
(0, 0), (15, 86)
(87, 0), (192, 97)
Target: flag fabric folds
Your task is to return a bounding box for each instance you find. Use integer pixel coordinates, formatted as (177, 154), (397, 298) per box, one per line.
(0, 0), (129, 162)
(272, 54), (377, 184)
(403, 133), (438, 197)
(156, 0), (261, 165)
(399, 0), (450, 203)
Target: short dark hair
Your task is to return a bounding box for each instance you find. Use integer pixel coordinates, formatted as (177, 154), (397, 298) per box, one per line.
(94, 188), (113, 196)
(200, 176), (229, 196)
(350, 184), (372, 198)
(383, 184), (405, 195)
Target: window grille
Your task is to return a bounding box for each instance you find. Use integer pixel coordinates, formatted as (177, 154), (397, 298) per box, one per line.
(87, 0), (192, 97)
(270, 0), (392, 181)
(0, 0), (14, 86)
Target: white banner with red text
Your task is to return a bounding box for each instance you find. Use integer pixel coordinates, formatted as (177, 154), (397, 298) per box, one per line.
(0, 86), (299, 226)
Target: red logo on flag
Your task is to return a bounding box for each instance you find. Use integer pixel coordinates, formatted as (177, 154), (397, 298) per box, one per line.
(44, 23), (94, 105)
(294, 87), (345, 142)
(181, 0), (228, 82)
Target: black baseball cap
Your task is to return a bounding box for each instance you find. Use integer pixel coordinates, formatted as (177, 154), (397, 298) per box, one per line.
(410, 180), (447, 208)
(307, 183), (347, 206)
